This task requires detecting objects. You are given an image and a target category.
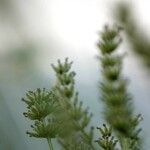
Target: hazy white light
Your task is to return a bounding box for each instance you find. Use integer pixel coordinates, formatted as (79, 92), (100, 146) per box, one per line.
(50, 0), (104, 56)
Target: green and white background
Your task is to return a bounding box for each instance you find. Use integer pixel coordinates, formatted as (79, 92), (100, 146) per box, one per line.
(0, 0), (150, 149)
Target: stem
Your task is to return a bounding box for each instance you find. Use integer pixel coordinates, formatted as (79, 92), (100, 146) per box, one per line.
(47, 138), (54, 150)
(120, 137), (130, 150)
(81, 129), (95, 150)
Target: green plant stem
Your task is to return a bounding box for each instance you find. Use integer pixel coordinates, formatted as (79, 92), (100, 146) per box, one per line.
(47, 138), (54, 150)
(81, 129), (95, 150)
(120, 138), (130, 150)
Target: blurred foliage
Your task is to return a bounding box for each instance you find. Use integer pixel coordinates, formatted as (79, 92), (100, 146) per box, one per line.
(0, 0), (16, 18)
(114, 2), (150, 69)
(97, 25), (142, 150)
(2, 44), (38, 81)
(23, 58), (95, 150)
(22, 25), (144, 150)
(95, 124), (118, 150)
(0, 44), (38, 150)
(0, 1), (40, 149)
(52, 59), (94, 150)
(0, 0), (148, 150)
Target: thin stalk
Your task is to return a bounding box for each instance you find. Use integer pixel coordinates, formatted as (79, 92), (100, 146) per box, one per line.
(81, 129), (95, 150)
(47, 138), (54, 150)
(120, 137), (130, 150)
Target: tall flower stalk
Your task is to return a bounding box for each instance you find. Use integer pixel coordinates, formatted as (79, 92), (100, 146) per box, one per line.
(22, 24), (143, 150)
(51, 58), (95, 150)
(97, 25), (142, 150)
(22, 58), (95, 150)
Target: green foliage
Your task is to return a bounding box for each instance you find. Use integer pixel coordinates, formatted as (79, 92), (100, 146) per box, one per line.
(23, 58), (95, 150)
(114, 2), (150, 69)
(52, 58), (95, 150)
(96, 124), (118, 150)
(97, 25), (142, 150)
(22, 25), (143, 150)
(22, 89), (59, 139)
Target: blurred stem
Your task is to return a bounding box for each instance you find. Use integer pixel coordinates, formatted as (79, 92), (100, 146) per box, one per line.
(120, 138), (129, 150)
(47, 138), (53, 150)
(81, 129), (95, 150)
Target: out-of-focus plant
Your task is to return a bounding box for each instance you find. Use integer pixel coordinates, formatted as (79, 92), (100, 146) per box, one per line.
(97, 25), (142, 150)
(51, 58), (95, 150)
(23, 59), (95, 150)
(95, 124), (118, 150)
(114, 2), (150, 69)
(22, 25), (142, 150)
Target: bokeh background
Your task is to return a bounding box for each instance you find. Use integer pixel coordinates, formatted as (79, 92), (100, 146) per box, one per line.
(0, 0), (150, 149)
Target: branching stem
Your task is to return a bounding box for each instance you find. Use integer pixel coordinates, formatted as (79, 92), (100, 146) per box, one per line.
(47, 138), (54, 150)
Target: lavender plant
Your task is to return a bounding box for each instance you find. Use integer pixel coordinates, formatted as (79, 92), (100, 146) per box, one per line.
(22, 25), (142, 150)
